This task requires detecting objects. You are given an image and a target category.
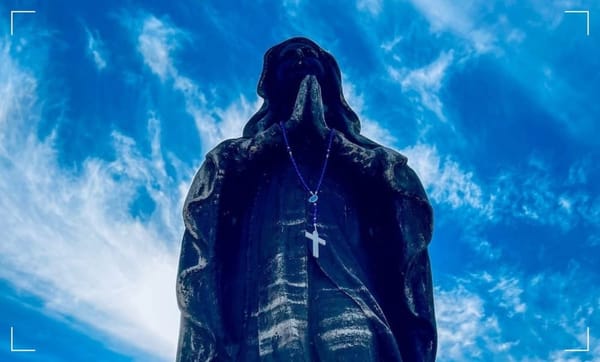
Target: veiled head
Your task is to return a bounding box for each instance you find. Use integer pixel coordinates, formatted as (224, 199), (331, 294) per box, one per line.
(260, 37), (330, 103)
(243, 37), (378, 149)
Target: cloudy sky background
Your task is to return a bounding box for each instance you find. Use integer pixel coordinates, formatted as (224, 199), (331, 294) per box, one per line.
(0, 0), (599, 361)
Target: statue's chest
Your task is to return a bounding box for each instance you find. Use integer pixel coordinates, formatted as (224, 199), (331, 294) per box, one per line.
(247, 162), (361, 266)
(242, 164), (368, 359)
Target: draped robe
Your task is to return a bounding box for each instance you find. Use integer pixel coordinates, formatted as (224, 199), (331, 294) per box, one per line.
(176, 123), (436, 361)
(176, 36), (436, 362)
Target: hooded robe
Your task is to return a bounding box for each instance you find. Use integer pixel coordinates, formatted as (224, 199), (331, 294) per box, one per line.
(176, 37), (437, 362)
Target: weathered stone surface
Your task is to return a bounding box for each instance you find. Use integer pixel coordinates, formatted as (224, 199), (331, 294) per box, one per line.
(176, 37), (437, 361)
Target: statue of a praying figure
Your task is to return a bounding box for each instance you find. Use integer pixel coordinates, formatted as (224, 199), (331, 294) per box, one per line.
(176, 37), (437, 362)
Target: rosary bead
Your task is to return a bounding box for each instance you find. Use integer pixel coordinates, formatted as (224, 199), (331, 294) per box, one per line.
(279, 121), (334, 246)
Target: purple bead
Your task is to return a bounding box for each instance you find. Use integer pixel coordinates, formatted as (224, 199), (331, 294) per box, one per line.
(279, 122), (334, 227)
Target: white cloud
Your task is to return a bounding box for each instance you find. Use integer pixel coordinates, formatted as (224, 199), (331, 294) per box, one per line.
(342, 75), (497, 219)
(361, 120), (398, 146)
(342, 76), (497, 219)
(401, 143), (493, 215)
(490, 158), (600, 232)
(435, 283), (518, 360)
(131, 14), (259, 150)
(0, 39), (186, 360)
(283, 0), (303, 8)
(488, 276), (527, 316)
(435, 285), (492, 359)
(407, 0), (496, 53)
(380, 35), (403, 53)
(436, 267), (600, 361)
(85, 27), (107, 70)
(524, 267), (599, 362)
(136, 15), (182, 81)
(506, 28), (526, 44)
(215, 94), (263, 140)
(399, 143), (599, 235)
(342, 75), (398, 146)
(356, 0), (383, 16)
(529, 0), (588, 30)
(389, 50), (454, 122)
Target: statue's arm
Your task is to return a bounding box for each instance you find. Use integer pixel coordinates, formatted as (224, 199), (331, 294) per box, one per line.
(224, 123), (284, 174)
(393, 165), (437, 362)
(176, 150), (232, 362)
(396, 224), (437, 361)
(175, 129), (286, 360)
(176, 230), (225, 361)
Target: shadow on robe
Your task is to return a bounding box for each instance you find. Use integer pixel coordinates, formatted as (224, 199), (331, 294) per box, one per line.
(175, 37), (437, 362)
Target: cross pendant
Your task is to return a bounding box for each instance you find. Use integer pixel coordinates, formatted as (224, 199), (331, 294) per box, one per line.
(304, 227), (326, 258)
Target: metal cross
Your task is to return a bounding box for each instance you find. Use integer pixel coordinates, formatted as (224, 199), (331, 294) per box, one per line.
(305, 227), (326, 258)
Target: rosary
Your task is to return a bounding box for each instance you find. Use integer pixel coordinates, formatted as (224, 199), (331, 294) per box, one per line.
(279, 122), (334, 258)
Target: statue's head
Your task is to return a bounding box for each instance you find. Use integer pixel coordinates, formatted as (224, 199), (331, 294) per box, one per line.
(274, 39), (324, 88)
(258, 37), (333, 105)
(243, 37), (379, 149)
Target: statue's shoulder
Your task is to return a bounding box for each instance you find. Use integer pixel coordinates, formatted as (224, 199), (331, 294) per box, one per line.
(380, 146), (408, 166)
(204, 137), (250, 164)
(187, 137), (250, 194)
(380, 146), (428, 204)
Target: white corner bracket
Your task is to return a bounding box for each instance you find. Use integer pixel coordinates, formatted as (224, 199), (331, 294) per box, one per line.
(10, 10), (36, 36)
(10, 326), (36, 353)
(564, 10), (590, 36)
(564, 327), (590, 353)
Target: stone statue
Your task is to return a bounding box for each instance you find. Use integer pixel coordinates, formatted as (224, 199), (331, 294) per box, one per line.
(176, 37), (437, 361)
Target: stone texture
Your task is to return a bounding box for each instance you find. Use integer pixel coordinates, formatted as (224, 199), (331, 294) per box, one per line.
(176, 37), (437, 362)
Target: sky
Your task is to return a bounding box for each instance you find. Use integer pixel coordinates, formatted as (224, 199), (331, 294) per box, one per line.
(0, 0), (598, 361)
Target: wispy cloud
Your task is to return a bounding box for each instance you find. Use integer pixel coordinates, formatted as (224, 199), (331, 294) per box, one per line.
(343, 75), (398, 145)
(460, 263), (600, 362)
(0, 39), (184, 360)
(380, 35), (403, 53)
(525, 265), (598, 361)
(435, 283), (518, 360)
(85, 27), (107, 70)
(490, 157), (600, 232)
(400, 142), (600, 238)
(435, 268), (596, 361)
(486, 274), (527, 316)
(402, 143), (493, 215)
(127, 13), (259, 150)
(407, 0), (496, 53)
(135, 15), (185, 81)
(356, 0), (383, 16)
(388, 50), (454, 122)
(529, 0), (589, 30)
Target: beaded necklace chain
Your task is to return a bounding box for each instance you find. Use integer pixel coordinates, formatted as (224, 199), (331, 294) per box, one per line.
(279, 121), (334, 258)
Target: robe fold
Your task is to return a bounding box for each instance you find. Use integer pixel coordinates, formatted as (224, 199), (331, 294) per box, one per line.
(176, 122), (436, 361)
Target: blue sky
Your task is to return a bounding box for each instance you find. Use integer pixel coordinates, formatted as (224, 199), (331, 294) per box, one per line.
(0, 0), (598, 361)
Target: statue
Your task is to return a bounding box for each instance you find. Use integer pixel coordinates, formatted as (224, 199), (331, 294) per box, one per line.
(175, 37), (437, 361)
